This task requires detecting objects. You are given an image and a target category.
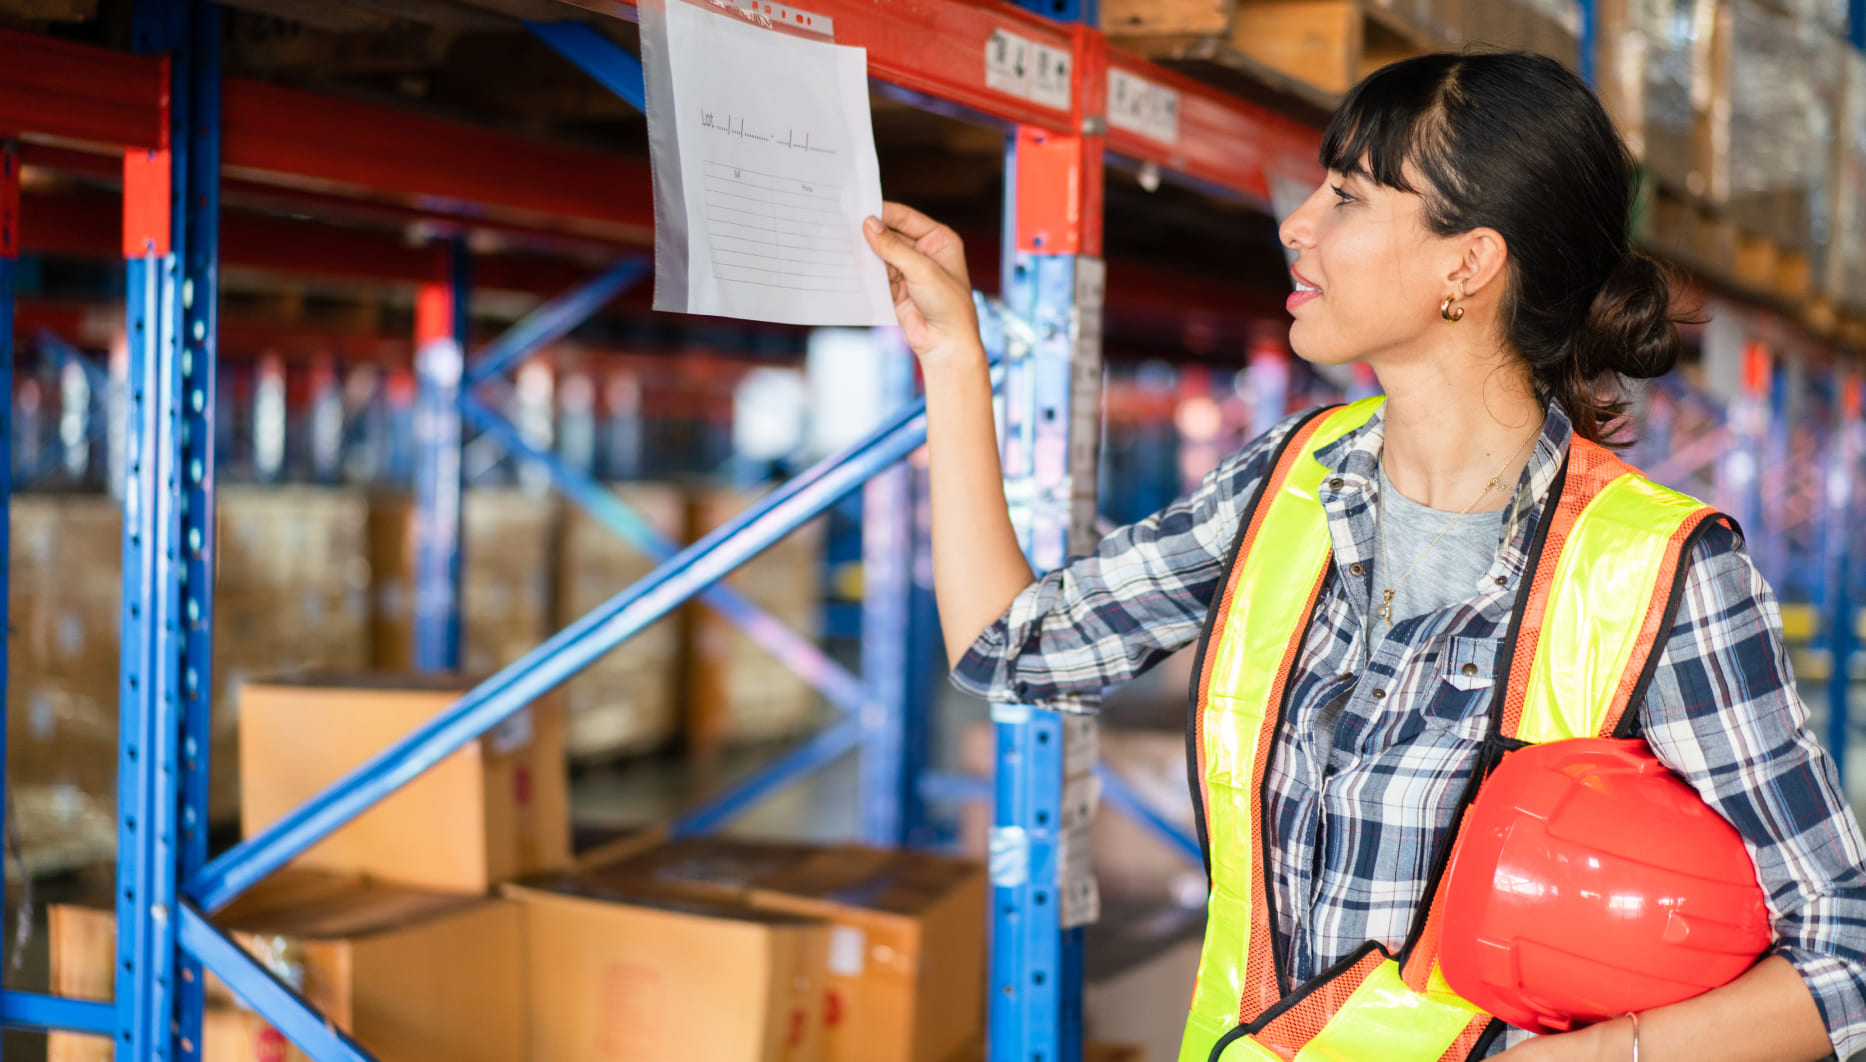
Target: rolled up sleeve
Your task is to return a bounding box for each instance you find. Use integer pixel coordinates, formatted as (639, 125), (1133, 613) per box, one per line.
(1641, 522), (1866, 1060)
(950, 410), (1312, 707)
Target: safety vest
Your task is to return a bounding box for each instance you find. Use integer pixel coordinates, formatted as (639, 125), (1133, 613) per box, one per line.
(1181, 398), (1726, 1062)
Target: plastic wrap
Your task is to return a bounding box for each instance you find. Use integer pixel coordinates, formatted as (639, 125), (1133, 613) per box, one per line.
(1830, 49), (1866, 308)
(8, 489), (373, 876)
(1722, 0), (1842, 247)
(1640, 0), (1718, 195)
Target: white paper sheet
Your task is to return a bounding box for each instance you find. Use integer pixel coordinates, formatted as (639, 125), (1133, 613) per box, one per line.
(649, 1), (895, 326)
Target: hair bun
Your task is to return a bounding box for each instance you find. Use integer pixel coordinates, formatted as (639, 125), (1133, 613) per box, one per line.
(1573, 251), (1684, 382)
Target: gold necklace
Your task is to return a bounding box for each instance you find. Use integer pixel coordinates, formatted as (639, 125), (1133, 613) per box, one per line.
(1375, 420), (1541, 627)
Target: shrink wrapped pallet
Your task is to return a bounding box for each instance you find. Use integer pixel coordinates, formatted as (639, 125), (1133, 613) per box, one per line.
(1717, 0), (1843, 252)
(369, 488), (556, 675)
(685, 486), (826, 756)
(553, 482), (685, 761)
(1826, 48), (1866, 311)
(7, 488), (373, 874)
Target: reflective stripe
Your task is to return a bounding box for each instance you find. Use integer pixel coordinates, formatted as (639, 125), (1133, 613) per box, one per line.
(1292, 961), (1478, 1062)
(1187, 400), (1384, 1054)
(1515, 473), (1707, 743)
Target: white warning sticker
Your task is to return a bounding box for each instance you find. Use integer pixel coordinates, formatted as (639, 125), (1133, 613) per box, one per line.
(986, 28), (1072, 112)
(1029, 43), (1073, 111)
(1107, 69), (1181, 145)
(985, 28), (1032, 98)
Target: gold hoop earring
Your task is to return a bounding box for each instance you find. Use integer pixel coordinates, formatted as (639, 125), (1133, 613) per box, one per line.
(1440, 295), (1465, 323)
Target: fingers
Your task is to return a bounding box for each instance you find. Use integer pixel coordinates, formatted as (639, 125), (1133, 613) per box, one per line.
(862, 216), (939, 286)
(880, 201), (946, 241)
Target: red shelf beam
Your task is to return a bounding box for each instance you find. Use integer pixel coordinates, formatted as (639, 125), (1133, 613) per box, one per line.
(1103, 50), (1323, 204)
(0, 30), (167, 152)
(220, 79), (655, 243)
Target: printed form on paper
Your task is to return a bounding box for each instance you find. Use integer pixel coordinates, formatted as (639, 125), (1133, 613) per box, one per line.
(656, 1), (895, 326)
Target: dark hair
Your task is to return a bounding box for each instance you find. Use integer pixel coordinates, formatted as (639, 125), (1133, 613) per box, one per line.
(1320, 51), (1688, 445)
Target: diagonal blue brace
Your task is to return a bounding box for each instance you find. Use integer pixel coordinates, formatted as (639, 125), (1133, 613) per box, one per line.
(524, 21), (647, 114)
(187, 369), (1003, 914)
(178, 904), (380, 1062)
(671, 716), (866, 838)
(459, 388), (869, 716)
(1096, 765), (1201, 866)
(465, 258), (646, 386)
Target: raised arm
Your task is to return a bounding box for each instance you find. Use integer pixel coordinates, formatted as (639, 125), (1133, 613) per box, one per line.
(862, 203), (1035, 667)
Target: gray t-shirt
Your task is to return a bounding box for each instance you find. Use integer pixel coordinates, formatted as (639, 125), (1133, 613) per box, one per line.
(1373, 464), (1506, 626)
(1314, 467), (1506, 756)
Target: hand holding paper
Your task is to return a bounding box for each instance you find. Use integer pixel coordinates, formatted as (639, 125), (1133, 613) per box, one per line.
(860, 202), (981, 364)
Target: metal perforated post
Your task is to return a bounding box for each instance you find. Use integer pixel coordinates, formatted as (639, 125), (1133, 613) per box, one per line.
(116, 4), (220, 1057)
(1826, 375), (1860, 777)
(991, 96), (1106, 1060)
(861, 334), (918, 845)
(413, 240), (470, 672)
(0, 141), (16, 998)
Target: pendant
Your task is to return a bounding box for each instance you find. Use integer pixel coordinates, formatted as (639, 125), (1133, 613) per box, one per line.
(1379, 589), (1395, 626)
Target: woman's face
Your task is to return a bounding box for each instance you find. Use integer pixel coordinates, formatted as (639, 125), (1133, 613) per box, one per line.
(1276, 168), (1466, 369)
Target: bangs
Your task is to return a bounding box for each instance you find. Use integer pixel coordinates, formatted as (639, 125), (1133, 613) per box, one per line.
(1319, 55), (1470, 205)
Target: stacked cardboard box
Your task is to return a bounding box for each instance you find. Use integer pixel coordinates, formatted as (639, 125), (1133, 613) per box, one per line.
(1456, 0), (1583, 69)
(238, 676), (572, 894)
(553, 482), (686, 761)
(686, 487), (827, 757)
(7, 489), (375, 874)
(1717, 0), (1844, 254)
(48, 873), (524, 1062)
(1827, 48), (1866, 311)
(217, 487), (374, 816)
(8, 494), (127, 874)
(368, 489), (556, 676)
(515, 837), (988, 1062)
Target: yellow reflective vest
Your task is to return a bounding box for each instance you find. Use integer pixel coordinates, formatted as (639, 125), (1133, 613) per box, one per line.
(1181, 399), (1724, 1062)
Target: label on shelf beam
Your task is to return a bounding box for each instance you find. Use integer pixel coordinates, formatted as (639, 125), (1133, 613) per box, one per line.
(1108, 69), (1180, 146)
(985, 28), (1072, 113)
(1029, 44), (1072, 112)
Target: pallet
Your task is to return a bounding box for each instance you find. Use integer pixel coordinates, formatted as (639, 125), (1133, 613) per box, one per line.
(1106, 0), (1442, 103)
(1733, 233), (1813, 304)
(1639, 184), (1736, 284)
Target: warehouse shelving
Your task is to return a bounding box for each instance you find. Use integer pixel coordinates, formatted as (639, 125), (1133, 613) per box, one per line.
(2, 0), (1865, 1060)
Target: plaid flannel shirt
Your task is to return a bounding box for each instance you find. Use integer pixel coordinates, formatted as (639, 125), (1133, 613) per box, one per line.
(954, 400), (1866, 1059)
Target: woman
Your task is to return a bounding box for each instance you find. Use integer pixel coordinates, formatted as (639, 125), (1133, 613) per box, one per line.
(862, 51), (1866, 1061)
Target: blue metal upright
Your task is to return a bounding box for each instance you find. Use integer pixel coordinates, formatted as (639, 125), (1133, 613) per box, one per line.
(412, 240), (471, 672)
(0, 140), (15, 986)
(1826, 375), (1860, 778)
(117, 3), (221, 1058)
(990, 106), (1106, 1058)
(860, 335), (920, 845)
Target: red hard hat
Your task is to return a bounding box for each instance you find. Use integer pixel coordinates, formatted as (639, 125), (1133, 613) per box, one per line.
(1439, 738), (1772, 1034)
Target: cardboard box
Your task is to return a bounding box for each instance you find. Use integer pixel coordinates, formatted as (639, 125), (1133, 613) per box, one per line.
(49, 877), (522, 1062)
(749, 848), (987, 1062)
(584, 840), (987, 1062)
(686, 487), (826, 756)
(505, 875), (830, 1062)
(368, 489), (557, 675)
(239, 675), (571, 894)
(554, 482), (686, 761)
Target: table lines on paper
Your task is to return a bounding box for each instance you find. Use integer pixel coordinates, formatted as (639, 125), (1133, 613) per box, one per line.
(701, 158), (863, 294)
